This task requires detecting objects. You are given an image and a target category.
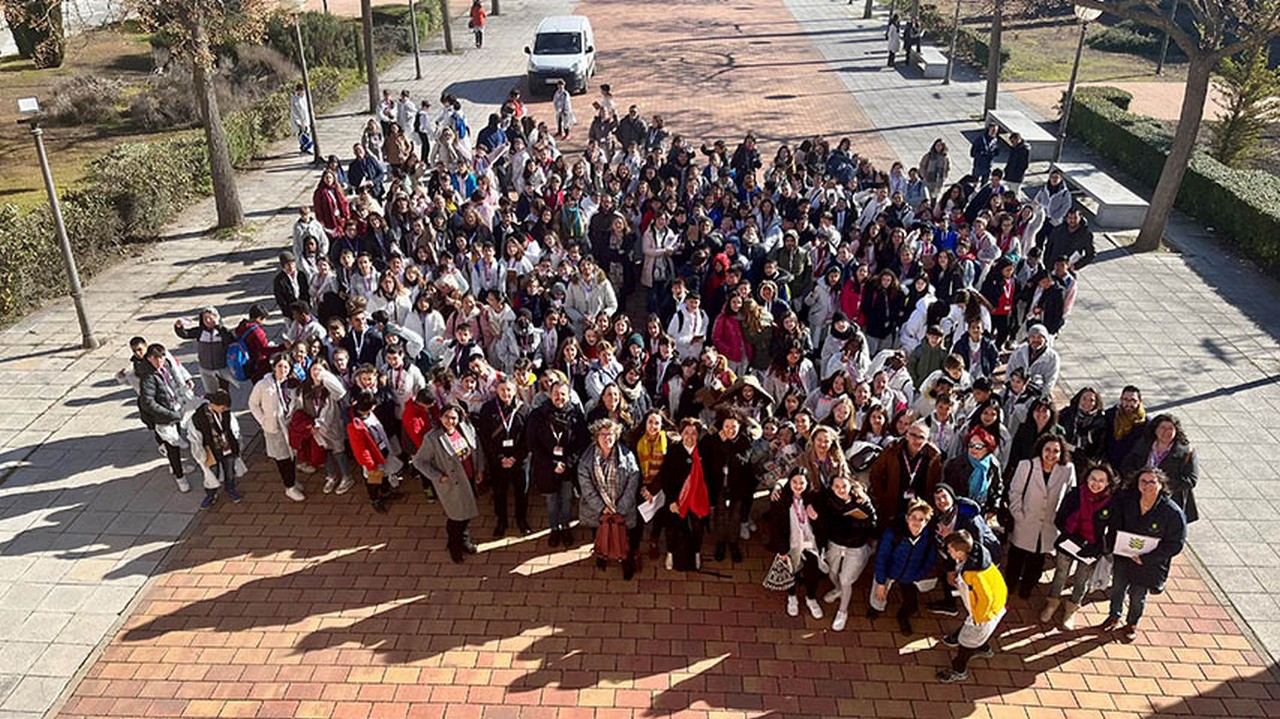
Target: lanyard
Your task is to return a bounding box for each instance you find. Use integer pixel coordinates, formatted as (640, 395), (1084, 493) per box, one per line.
(497, 401), (517, 434)
(903, 448), (926, 487)
(353, 330), (366, 357)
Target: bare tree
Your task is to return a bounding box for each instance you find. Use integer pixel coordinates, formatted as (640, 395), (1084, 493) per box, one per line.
(131, 0), (274, 229)
(361, 0), (379, 113)
(985, 0), (1004, 114)
(1072, 0), (1280, 252)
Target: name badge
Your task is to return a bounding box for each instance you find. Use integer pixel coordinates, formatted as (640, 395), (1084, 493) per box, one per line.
(503, 439), (515, 448)
(553, 446), (564, 457)
(903, 490), (916, 500)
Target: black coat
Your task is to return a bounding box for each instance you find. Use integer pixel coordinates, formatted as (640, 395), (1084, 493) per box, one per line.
(766, 487), (826, 555)
(1121, 438), (1199, 523)
(942, 456), (1005, 519)
(1053, 485), (1114, 556)
(1107, 490), (1186, 588)
(526, 401), (588, 494)
(476, 398), (530, 471)
(658, 441), (699, 514)
(819, 488), (878, 549)
(137, 363), (182, 429)
(1046, 219), (1096, 270)
(698, 431), (753, 505)
(1004, 142), (1030, 183)
(272, 269), (311, 316)
(1060, 407), (1107, 464)
(341, 328), (385, 367)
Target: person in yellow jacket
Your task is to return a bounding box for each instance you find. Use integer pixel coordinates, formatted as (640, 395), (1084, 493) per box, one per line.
(937, 529), (1008, 682)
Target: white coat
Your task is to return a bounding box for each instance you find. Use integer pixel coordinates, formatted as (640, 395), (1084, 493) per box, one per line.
(183, 405), (249, 490)
(1008, 458), (1075, 554)
(249, 375), (294, 461)
(565, 272), (618, 331)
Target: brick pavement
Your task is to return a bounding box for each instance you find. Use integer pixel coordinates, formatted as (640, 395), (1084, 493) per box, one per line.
(15, 0), (1280, 717)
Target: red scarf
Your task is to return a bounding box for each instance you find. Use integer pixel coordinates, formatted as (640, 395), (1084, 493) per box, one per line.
(1066, 485), (1111, 543)
(677, 446), (711, 519)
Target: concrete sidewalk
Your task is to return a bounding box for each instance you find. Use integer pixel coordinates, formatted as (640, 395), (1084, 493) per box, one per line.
(789, 0), (1280, 662)
(0, 1), (563, 715)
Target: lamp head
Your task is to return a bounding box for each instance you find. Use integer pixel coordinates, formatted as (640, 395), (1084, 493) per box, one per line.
(1073, 5), (1102, 22)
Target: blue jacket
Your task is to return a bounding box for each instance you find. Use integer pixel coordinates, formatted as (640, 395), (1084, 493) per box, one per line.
(931, 495), (1003, 564)
(874, 514), (936, 585)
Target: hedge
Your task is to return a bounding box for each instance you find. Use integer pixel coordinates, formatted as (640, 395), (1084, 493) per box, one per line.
(0, 6), (411, 324)
(1067, 85), (1280, 270)
(918, 3), (1011, 74)
(264, 1), (443, 70)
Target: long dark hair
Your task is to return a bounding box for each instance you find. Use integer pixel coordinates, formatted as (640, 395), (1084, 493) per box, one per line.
(1146, 413), (1189, 446)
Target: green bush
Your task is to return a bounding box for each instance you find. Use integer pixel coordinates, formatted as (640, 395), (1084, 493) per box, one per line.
(83, 137), (210, 236)
(1068, 85), (1280, 270)
(918, 4), (1011, 74)
(1086, 20), (1184, 62)
(266, 11), (362, 70)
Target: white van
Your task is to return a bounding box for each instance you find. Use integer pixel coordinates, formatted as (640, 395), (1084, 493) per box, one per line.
(524, 16), (596, 95)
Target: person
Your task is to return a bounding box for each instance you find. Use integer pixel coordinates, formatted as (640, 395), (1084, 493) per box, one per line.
(476, 377), (532, 536)
(528, 381), (589, 546)
(413, 403), (485, 562)
(869, 498), (936, 635)
(936, 529), (1008, 683)
(659, 417), (711, 571)
(1006, 324), (1060, 394)
(1104, 385), (1147, 468)
(919, 139), (950, 198)
(577, 418), (642, 579)
(469, 0), (487, 48)
(136, 343), (190, 490)
(926, 481), (1001, 616)
(885, 13), (902, 67)
(767, 469), (827, 619)
(289, 84), (313, 154)
(1046, 207), (1095, 272)
(868, 420), (944, 528)
(1006, 434), (1075, 598)
(553, 80), (576, 139)
(1121, 413), (1199, 523)
(820, 475), (878, 631)
(1100, 466), (1189, 642)
(1003, 133), (1029, 194)
(1042, 462), (1116, 629)
(700, 411), (753, 564)
(249, 353), (306, 502)
(185, 389), (246, 509)
(941, 427), (1004, 520)
(970, 125), (1000, 184)
(298, 362), (354, 496)
(273, 251), (311, 318)
(1059, 386), (1107, 465)
(173, 308), (235, 394)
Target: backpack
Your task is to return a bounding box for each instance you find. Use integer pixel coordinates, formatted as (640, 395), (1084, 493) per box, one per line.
(451, 111), (469, 139)
(226, 323), (258, 382)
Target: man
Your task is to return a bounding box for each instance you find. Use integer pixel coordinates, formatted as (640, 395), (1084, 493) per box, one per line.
(476, 113), (508, 154)
(282, 301), (325, 349)
(1104, 385), (1147, 468)
(964, 168), (1006, 225)
(615, 105), (647, 151)
(289, 83), (312, 155)
(476, 378), (532, 537)
(1003, 133), (1030, 194)
(272, 251), (310, 318)
(1046, 207), (1096, 272)
(1022, 271), (1066, 336)
(527, 381), (589, 546)
(347, 143), (386, 200)
(952, 319), (999, 380)
(970, 124), (1000, 184)
(868, 420), (945, 529)
(699, 411), (753, 563)
(1006, 323), (1060, 395)
(341, 310), (384, 367)
(646, 114), (669, 152)
(415, 99), (434, 159)
(668, 294), (709, 360)
(137, 343), (189, 490)
(396, 90), (416, 147)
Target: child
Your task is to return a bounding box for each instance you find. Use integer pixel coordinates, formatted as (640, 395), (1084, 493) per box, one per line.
(766, 470), (827, 620)
(937, 529), (1008, 682)
(870, 498), (936, 635)
(820, 475), (878, 631)
(186, 389), (247, 509)
(347, 393), (406, 513)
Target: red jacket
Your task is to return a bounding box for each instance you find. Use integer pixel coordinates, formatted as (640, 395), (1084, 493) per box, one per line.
(234, 320), (277, 381)
(312, 183), (350, 236)
(402, 401), (435, 451)
(347, 415), (387, 471)
(469, 3), (487, 27)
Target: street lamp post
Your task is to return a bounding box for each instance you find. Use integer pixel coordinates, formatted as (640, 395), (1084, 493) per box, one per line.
(284, 0), (322, 164)
(17, 98), (99, 350)
(408, 0), (422, 79)
(1155, 0), (1178, 75)
(1054, 5), (1102, 162)
(943, 0), (961, 85)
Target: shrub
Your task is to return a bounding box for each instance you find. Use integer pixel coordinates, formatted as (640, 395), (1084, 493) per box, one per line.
(84, 137), (210, 236)
(1086, 20), (1185, 62)
(265, 11), (362, 70)
(44, 76), (126, 126)
(917, 4), (1011, 74)
(1068, 85), (1280, 270)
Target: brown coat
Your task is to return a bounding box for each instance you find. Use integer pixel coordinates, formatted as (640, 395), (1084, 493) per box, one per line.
(868, 439), (943, 530)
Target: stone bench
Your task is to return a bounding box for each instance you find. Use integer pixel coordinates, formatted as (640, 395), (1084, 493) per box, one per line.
(910, 47), (947, 79)
(987, 109), (1056, 162)
(1053, 161), (1150, 230)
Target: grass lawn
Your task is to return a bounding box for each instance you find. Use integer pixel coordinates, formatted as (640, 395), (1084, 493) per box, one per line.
(0, 26), (185, 208)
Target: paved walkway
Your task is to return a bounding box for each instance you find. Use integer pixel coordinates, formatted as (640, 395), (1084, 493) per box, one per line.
(0, 1), (561, 716)
(4, 0), (1280, 716)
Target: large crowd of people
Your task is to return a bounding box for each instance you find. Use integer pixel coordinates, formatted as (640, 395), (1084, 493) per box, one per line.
(120, 79), (1197, 683)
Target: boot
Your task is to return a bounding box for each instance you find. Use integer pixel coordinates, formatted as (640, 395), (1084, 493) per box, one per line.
(1039, 597), (1061, 624)
(1060, 601), (1080, 630)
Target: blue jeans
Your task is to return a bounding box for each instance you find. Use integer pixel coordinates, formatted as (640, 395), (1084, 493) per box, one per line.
(212, 454), (238, 495)
(325, 450), (351, 480)
(542, 480), (574, 531)
(1108, 558), (1149, 626)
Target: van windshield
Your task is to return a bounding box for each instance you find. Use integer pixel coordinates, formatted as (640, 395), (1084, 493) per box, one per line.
(533, 32), (582, 55)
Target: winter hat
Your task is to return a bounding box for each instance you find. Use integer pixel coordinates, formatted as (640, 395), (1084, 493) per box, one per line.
(1027, 324), (1049, 340)
(550, 282), (567, 297)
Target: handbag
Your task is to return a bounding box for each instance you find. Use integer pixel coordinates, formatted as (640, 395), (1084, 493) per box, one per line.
(762, 553), (796, 592)
(593, 512), (630, 561)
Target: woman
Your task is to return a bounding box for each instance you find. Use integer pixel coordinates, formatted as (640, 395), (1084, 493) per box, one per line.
(1059, 386), (1107, 466)
(712, 294), (750, 375)
(383, 123), (413, 169)
(1120, 413), (1199, 523)
(1100, 467), (1187, 640)
(861, 270), (905, 357)
(565, 256), (619, 333)
(795, 425), (851, 491)
(1006, 434), (1075, 598)
(578, 418), (642, 579)
(362, 118), (385, 163)
(820, 475), (878, 631)
(413, 402), (484, 563)
(635, 410), (671, 559)
(805, 369), (850, 423)
(919, 139), (950, 198)
(767, 469), (828, 619)
(764, 341), (818, 409)
(659, 418), (711, 571)
(1042, 463), (1116, 629)
(298, 361), (354, 495)
(885, 13), (902, 66)
(369, 270), (412, 326)
(248, 353), (305, 502)
(942, 427), (1004, 521)
(312, 170), (350, 239)
(741, 299), (775, 376)
(586, 383), (635, 435)
(1006, 397), (1062, 477)
(965, 399), (1013, 470)
(856, 404), (893, 448)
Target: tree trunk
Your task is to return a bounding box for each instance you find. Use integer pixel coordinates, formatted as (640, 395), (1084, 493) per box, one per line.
(361, 0), (379, 113)
(1133, 55), (1213, 252)
(864, 0), (874, 20)
(984, 0), (1003, 115)
(189, 13), (243, 229)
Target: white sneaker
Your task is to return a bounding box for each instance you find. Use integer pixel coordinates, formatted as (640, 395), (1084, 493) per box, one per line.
(695, 553), (702, 570)
(832, 610), (848, 632)
(739, 522), (751, 541)
(285, 485), (306, 502)
(335, 477), (355, 495)
(823, 589), (842, 604)
(806, 598), (824, 620)
(323, 477), (337, 494)
(175, 476), (190, 493)
(665, 553), (674, 571)
(388, 474), (402, 489)
(786, 596), (800, 617)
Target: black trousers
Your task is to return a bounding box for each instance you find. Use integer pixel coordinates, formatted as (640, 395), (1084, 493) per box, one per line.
(953, 642), (991, 672)
(1005, 545), (1047, 596)
(491, 465), (529, 527)
(897, 582), (921, 619)
(274, 458), (296, 488)
(155, 431), (184, 477)
(788, 553), (822, 599)
(446, 518), (470, 551)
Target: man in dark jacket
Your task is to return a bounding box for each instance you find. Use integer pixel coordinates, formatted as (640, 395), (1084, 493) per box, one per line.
(730, 133), (762, 187)
(341, 310), (384, 367)
(1003, 133), (1031, 193)
(347, 143), (386, 199)
(1046, 208), (1096, 271)
(1022, 271), (1067, 336)
(272, 251), (311, 318)
(526, 381), (589, 546)
(969, 124), (1000, 184)
(476, 378), (531, 537)
(698, 412), (753, 563)
(137, 343), (187, 487)
(614, 105), (647, 151)
(868, 421), (945, 529)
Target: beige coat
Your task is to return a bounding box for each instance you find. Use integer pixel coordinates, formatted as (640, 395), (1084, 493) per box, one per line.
(1008, 458), (1075, 554)
(413, 422), (485, 521)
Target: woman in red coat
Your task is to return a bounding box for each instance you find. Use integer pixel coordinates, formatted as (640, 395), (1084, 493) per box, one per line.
(312, 169), (350, 239)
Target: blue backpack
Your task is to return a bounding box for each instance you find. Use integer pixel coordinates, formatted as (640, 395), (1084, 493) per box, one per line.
(226, 323), (258, 382)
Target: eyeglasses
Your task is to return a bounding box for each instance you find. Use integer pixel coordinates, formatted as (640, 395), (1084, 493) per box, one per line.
(968, 442), (987, 450)
(907, 433), (928, 440)
(1139, 478), (1160, 486)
